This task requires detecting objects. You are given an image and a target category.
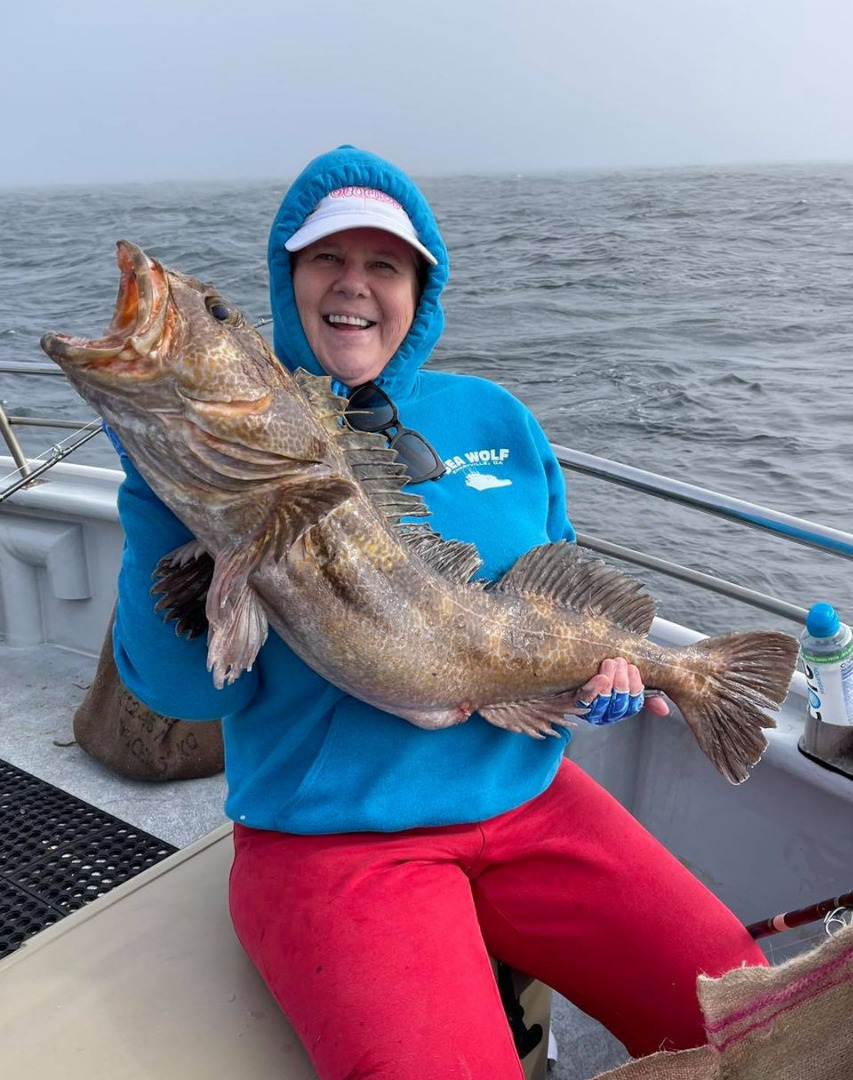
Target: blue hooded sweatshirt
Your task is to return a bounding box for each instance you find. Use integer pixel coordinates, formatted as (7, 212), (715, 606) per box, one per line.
(113, 146), (577, 834)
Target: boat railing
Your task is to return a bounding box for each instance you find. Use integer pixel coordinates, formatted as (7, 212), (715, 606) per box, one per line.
(552, 445), (853, 626)
(0, 362), (101, 496)
(3, 361), (852, 627)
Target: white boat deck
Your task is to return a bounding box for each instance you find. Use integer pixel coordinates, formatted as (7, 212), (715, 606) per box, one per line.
(3, 643), (227, 850)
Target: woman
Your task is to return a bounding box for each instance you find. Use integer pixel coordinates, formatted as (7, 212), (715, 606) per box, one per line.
(113, 145), (767, 1079)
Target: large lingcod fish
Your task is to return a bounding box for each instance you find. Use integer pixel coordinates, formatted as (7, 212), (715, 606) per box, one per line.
(41, 241), (800, 784)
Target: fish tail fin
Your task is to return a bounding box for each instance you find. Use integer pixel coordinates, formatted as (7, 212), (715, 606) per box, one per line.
(673, 631), (799, 785)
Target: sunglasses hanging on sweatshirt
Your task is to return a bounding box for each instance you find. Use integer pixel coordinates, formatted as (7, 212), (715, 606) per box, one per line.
(344, 382), (446, 484)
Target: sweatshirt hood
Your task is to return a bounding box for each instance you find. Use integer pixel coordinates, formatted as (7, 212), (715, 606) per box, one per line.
(268, 145), (449, 399)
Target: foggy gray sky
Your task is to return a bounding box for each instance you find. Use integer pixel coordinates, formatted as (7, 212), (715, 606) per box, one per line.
(4, 0), (852, 186)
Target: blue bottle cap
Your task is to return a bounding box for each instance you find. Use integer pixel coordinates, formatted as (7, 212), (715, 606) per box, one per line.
(806, 602), (841, 638)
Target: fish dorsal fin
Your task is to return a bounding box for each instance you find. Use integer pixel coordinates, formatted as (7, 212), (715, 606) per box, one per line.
(293, 367), (431, 523)
(293, 368), (349, 433)
(396, 524), (484, 584)
(493, 541), (655, 636)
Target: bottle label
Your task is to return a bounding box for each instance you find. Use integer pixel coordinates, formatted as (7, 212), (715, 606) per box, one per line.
(801, 651), (853, 727)
(801, 641), (853, 666)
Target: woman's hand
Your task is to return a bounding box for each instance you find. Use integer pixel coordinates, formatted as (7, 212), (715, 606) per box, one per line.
(575, 657), (670, 725)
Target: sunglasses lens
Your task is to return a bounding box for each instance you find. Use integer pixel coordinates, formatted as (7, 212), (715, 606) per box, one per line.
(345, 384), (445, 483)
(390, 431), (446, 483)
(346, 385), (397, 431)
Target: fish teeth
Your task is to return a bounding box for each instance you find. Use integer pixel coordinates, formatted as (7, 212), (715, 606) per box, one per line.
(326, 314), (373, 327)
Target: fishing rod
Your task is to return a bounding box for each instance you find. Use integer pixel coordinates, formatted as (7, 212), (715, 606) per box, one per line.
(746, 890), (853, 939)
(0, 422), (103, 504)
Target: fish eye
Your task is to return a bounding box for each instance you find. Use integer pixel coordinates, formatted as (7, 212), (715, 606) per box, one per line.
(205, 296), (240, 324)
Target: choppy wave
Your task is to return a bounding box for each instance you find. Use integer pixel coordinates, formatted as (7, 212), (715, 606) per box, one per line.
(2, 164), (851, 634)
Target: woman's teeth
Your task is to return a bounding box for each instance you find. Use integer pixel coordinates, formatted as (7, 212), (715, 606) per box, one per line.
(324, 314), (374, 328)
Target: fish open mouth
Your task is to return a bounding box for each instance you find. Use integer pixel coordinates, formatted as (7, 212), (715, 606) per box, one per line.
(41, 240), (170, 371)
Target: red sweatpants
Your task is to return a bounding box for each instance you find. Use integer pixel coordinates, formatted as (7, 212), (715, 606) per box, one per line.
(229, 760), (766, 1079)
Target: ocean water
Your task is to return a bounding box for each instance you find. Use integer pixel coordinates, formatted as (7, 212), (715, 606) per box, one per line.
(1, 164), (852, 636)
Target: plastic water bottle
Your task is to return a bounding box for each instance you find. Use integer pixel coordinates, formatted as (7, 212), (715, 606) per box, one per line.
(799, 602), (853, 727)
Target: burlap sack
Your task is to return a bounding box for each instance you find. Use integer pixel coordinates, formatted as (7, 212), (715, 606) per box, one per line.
(73, 611), (224, 781)
(593, 1049), (714, 1079)
(593, 923), (853, 1079)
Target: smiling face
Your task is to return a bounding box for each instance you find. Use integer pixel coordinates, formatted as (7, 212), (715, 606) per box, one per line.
(291, 227), (421, 385)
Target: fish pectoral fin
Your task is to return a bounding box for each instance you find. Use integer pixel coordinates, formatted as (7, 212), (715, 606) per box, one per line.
(264, 477), (358, 560)
(205, 546), (269, 689)
(149, 471), (355, 648)
(492, 541), (656, 636)
(202, 472), (356, 688)
(479, 692), (586, 740)
(151, 540), (215, 638)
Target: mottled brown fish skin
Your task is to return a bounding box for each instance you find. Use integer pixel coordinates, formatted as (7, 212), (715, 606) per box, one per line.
(41, 241), (801, 785)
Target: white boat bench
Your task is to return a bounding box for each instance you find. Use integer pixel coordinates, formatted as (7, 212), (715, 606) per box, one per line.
(0, 822), (551, 1079)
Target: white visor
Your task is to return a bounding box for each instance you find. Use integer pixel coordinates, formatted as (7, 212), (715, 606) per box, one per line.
(285, 187), (438, 266)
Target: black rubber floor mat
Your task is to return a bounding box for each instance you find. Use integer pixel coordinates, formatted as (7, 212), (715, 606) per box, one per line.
(0, 758), (177, 959)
